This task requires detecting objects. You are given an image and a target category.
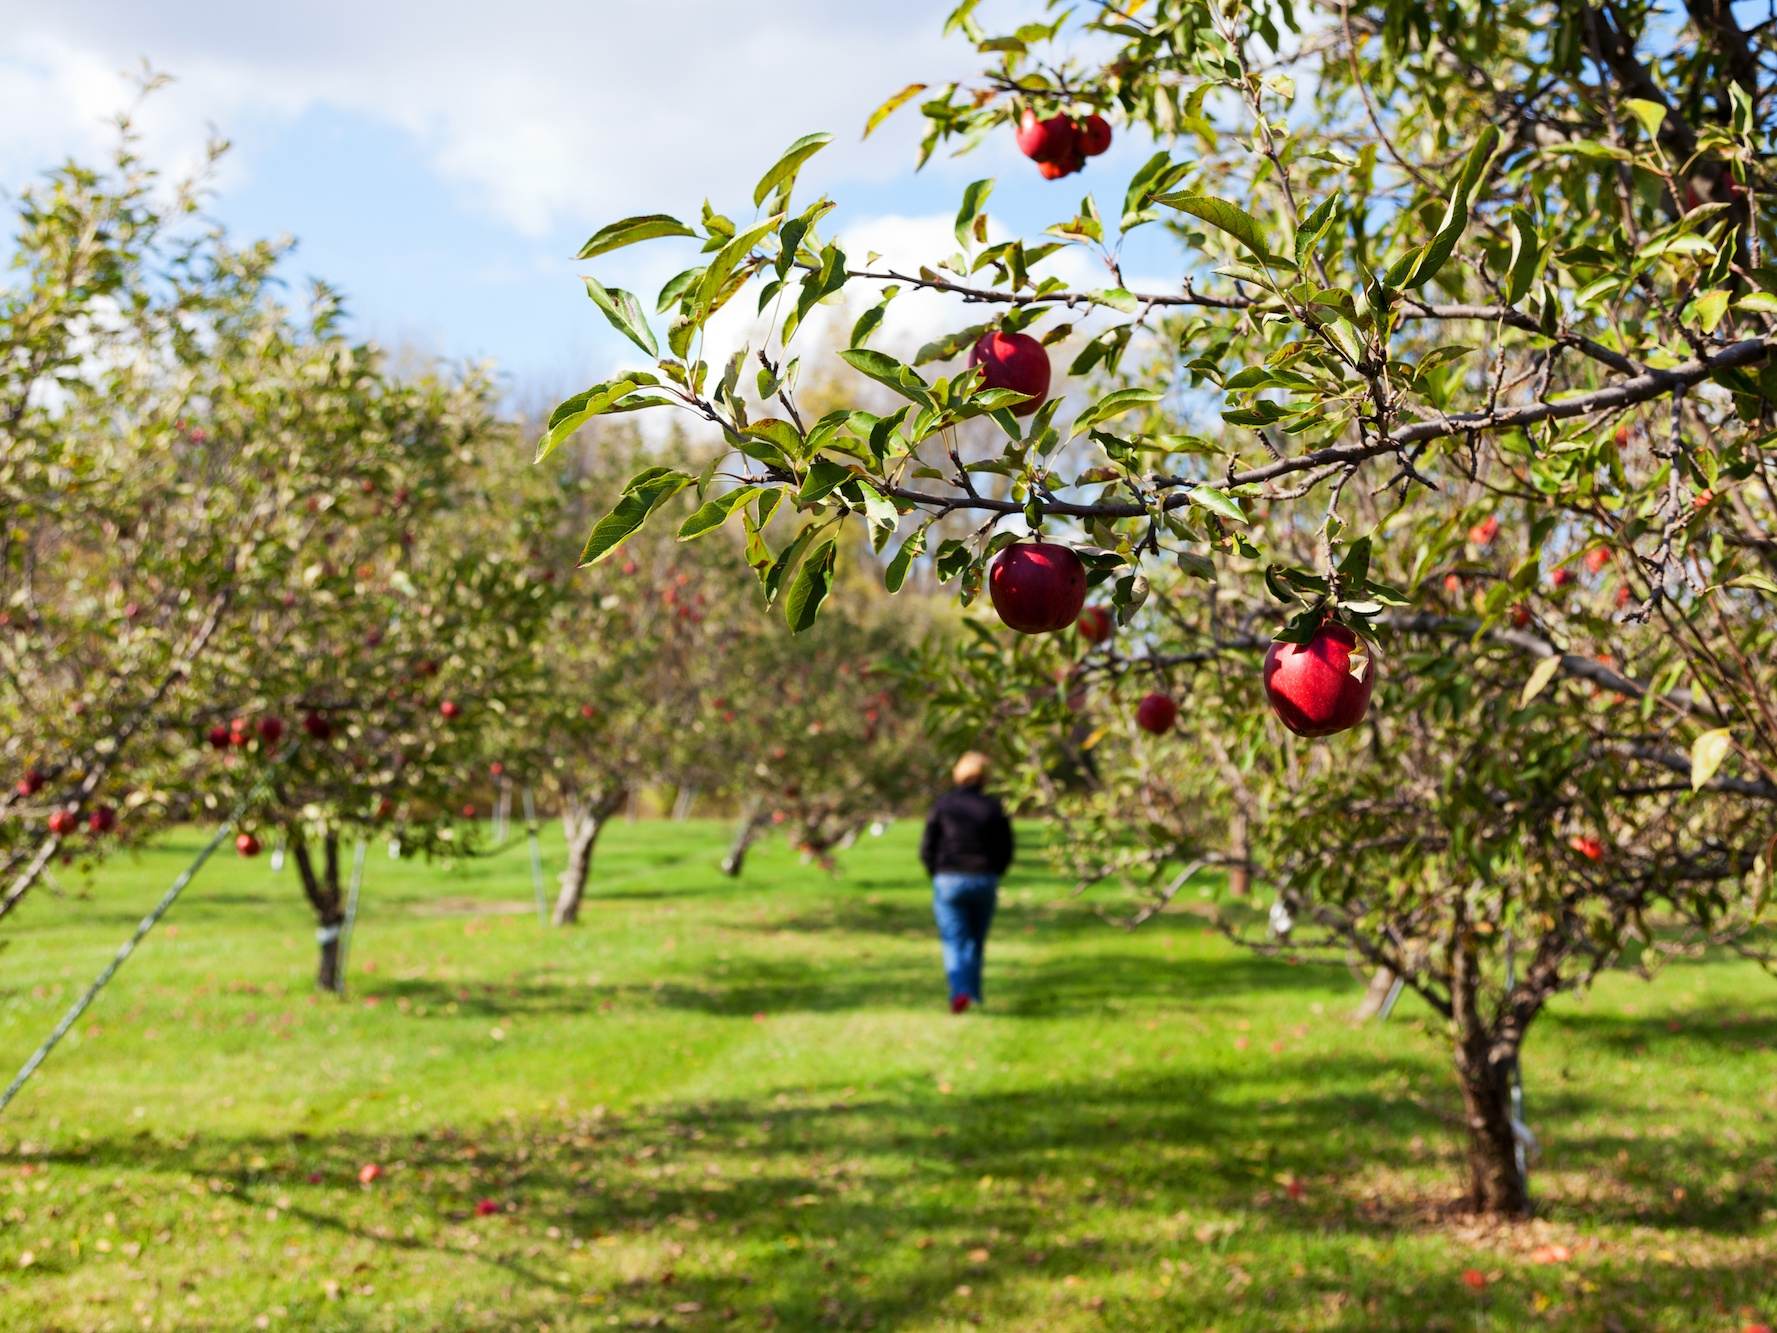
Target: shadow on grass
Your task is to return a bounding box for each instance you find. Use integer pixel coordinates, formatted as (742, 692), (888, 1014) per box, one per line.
(12, 1055), (1772, 1330)
(358, 943), (1348, 1024)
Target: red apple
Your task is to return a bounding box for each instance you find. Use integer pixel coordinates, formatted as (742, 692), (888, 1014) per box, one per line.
(460, 803), (476, 819)
(87, 805), (116, 835)
(374, 797), (394, 820)
(302, 711), (333, 741)
(207, 724), (233, 750)
(47, 808), (77, 837)
(1262, 622), (1376, 738)
(1510, 604), (1533, 629)
(1568, 834), (1605, 862)
(1613, 423), (1631, 448)
(1584, 547), (1610, 574)
(968, 331), (1052, 417)
(989, 542), (1087, 634)
(1076, 606), (1114, 644)
(236, 832), (261, 858)
(1468, 515), (1499, 547)
(228, 717), (251, 747)
(1615, 583), (1632, 608)
(1551, 567), (1575, 589)
(489, 761), (504, 777)
(1135, 692), (1178, 735)
(258, 716), (285, 744)
(439, 699), (460, 721)
(17, 768), (45, 797)
(357, 1163), (382, 1185)
(580, 704), (598, 720)
(1694, 489), (1714, 510)
(475, 1199), (500, 1217)
(1077, 114), (1112, 156)
(1015, 108), (1078, 164)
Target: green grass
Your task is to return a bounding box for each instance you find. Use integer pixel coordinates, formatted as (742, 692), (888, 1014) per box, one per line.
(0, 820), (1772, 1331)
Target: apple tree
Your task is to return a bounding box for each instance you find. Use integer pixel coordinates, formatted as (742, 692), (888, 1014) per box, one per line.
(543, 0), (1777, 1215)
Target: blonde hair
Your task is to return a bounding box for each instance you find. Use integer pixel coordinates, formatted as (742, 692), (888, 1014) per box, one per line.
(952, 751), (991, 787)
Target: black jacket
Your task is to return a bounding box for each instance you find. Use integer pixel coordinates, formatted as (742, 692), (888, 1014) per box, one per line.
(920, 785), (1014, 877)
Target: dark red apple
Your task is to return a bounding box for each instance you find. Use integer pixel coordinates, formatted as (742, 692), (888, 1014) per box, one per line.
(47, 808), (77, 837)
(236, 832), (261, 858)
(1078, 114), (1112, 156)
(258, 716), (285, 744)
(1262, 622), (1376, 738)
(475, 1199), (500, 1217)
(439, 700), (460, 721)
(1135, 693), (1178, 735)
(968, 331), (1051, 417)
(989, 542), (1087, 634)
(1076, 606), (1113, 644)
(87, 805), (116, 835)
(1510, 604), (1533, 628)
(207, 724), (232, 750)
(1550, 567), (1575, 589)
(1015, 109), (1078, 164)
(17, 768), (45, 797)
(302, 711), (333, 741)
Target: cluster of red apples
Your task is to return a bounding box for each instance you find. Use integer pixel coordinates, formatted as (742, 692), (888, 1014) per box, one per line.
(1015, 108), (1112, 179)
(987, 542), (1377, 740)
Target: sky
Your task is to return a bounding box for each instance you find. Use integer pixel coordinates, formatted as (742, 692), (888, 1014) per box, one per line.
(0, 0), (1182, 408)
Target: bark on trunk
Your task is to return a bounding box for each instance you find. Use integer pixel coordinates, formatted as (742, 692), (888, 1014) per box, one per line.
(552, 793), (618, 926)
(1226, 808), (1251, 898)
(720, 801), (767, 878)
(291, 827), (345, 994)
(1450, 923), (1530, 1216)
(1456, 1047), (1528, 1216)
(1351, 967), (1398, 1023)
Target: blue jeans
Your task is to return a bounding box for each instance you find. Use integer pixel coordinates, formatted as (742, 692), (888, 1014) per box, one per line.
(932, 872), (999, 1002)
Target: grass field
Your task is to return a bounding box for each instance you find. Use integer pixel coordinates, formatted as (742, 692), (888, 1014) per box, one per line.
(0, 819), (1772, 1331)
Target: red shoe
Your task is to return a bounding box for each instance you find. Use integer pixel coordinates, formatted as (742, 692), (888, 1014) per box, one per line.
(950, 994), (971, 1014)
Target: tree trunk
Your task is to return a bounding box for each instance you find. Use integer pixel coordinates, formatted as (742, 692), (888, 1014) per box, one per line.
(291, 827), (345, 994)
(1351, 967), (1398, 1022)
(720, 801), (767, 877)
(552, 793), (617, 926)
(1226, 808), (1251, 897)
(1455, 1044), (1529, 1216)
(1449, 923), (1530, 1216)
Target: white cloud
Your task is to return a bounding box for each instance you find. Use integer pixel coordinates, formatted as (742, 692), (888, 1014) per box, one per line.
(0, 0), (990, 236)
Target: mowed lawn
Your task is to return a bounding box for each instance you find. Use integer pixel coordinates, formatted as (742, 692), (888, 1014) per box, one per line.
(0, 821), (1772, 1331)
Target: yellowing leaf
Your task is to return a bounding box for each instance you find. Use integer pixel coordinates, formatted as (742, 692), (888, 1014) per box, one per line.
(1520, 655), (1562, 708)
(1690, 728), (1732, 791)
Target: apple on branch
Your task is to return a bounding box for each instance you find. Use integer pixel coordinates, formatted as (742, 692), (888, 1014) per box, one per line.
(1263, 622), (1376, 738)
(989, 542), (1087, 634)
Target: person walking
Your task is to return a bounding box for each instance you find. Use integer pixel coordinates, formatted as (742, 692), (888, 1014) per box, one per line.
(919, 751), (1014, 1013)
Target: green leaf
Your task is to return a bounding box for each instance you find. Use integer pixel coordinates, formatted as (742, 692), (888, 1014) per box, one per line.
(582, 277), (658, 357)
(955, 178), (994, 249)
(1188, 486), (1247, 524)
(885, 524), (927, 593)
(1506, 208), (1541, 305)
(1337, 537), (1371, 587)
(1155, 193), (1286, 266)
(1396, 124), (1500, 290)
(577, 214), (695, 261)
(784, 536), (839, 632)
(535, 376), (658, 461)
(578, 469), (693, 565)
(754, 132), (833, 208)
(863, 83), (926, 139)
(1691, 728), (1733, 791)
(839, 347), (934, 406)
(797, 458), (853, 503)
(1071, 387), (1162, 438)
(678, 486), (763, 541)
(1686, 289), (1731, 334)
(1519, 654), (1562, 708)
(914, 322), (992, 366)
